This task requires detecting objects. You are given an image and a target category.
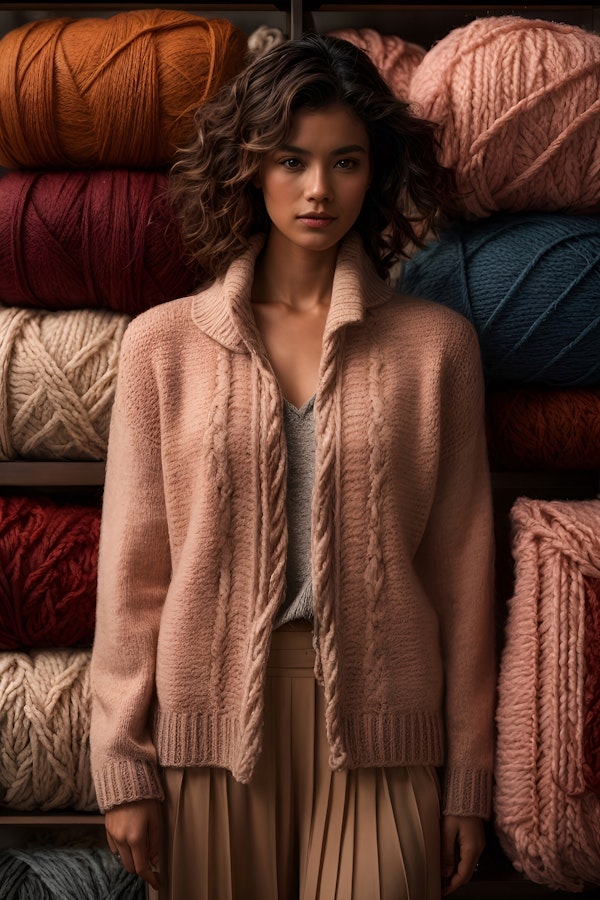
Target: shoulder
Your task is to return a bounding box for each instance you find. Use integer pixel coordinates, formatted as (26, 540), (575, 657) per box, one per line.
(371, 287), (480, 359)
(121, 295), (195, 353)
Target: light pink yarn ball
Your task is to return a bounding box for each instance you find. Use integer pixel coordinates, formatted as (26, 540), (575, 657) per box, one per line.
(408, 16), (600, 218)
(327, 27), (426, 99)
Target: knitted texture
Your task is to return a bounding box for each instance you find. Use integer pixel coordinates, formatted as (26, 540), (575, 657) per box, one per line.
(408, 16), (600, 218)
(0, 9), (248, 169)
(495, 498), (600, 891)
(326, 27), (426, 99)
(485, 386), (600, 471)
(584, 578), (600, 793)
(0, 494), (100, 651)
(90, 233), (495, 817)
(0, 648), (96, 811)
(0, 306), (130, 460)
(0, 170), (196, 312)
(0, 847), (144, 899)
(399, 211), (600, 387)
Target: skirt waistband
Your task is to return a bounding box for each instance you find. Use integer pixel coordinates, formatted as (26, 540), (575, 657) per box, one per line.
(268, 620), (315, 674)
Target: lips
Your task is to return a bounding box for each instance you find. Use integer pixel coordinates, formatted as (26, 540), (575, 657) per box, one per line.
(297, 212), (335, 220)
(296, 212), (336, 227)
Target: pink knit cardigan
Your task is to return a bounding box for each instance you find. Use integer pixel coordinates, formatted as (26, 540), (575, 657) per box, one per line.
(495, 497), (600, 891)
(90, 233), (496, 817)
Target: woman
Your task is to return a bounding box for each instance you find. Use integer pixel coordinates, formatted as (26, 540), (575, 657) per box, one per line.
(90, 33), (496, 900)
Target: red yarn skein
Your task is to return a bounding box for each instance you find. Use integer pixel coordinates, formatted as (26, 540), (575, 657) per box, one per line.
(486, 387), (600, 471)
(0, 170), (197, 313)
(0, 494), (100, 650)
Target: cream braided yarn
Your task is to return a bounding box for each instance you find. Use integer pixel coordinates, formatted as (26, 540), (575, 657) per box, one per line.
(0, 649), (97, 811)
(0, 306), (130, 460)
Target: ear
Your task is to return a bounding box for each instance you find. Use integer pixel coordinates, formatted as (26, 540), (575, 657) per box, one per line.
(252, 171), (262, 189)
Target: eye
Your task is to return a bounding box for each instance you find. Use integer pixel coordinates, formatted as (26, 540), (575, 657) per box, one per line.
(280, 158), (303, 169)
(335, 159), (358, 169)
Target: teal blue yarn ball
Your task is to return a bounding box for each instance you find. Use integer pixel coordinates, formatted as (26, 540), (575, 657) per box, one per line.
(399, 212), (600, 386)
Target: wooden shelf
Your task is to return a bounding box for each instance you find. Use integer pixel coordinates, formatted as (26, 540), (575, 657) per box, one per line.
(0, 461), (105, 486)
(0, 808), (104, 825)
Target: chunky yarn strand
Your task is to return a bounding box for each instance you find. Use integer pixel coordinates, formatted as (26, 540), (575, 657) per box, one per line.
(495, 498), (600, 890)
(0, 494), (100, 650)
(235, 357), (287, 782)
(312, 331), (346, 770)
(583, 578), (600, 793)
(0, 306), (130, 460)
(0, 649), (96, 811)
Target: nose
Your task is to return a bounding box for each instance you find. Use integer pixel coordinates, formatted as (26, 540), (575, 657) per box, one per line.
(305, 164), (332, 202)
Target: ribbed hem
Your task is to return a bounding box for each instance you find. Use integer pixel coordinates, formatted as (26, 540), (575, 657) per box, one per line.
(341, 710), (445, 768)
(442, 766), (493, 818)
(94, 758), (164, 814)
(155, 709), (244, 775)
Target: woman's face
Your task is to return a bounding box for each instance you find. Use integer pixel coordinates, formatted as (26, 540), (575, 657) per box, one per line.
(256, 103), (371, 256)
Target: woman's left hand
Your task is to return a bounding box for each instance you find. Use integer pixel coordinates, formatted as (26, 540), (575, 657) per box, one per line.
(440, 814), (485, 895)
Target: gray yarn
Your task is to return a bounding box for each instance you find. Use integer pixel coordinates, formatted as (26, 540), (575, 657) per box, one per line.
(0, 847), (144, 899)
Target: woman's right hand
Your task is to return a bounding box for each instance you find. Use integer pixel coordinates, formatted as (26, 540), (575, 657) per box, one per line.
(105, 798), (161, 890)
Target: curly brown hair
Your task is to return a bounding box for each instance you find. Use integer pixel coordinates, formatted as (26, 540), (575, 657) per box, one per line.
(169, 32), (457, 281)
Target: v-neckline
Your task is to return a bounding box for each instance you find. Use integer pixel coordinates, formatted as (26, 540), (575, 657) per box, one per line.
(283, 394), (316, 416)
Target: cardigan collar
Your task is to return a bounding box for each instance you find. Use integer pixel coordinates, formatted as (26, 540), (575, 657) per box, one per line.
(190, 231), (394, 354)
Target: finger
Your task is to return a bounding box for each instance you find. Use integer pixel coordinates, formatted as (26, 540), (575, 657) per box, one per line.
(131, 837), (160, 891)
(440, 823), (457, 883)
(443, 842), (480, 895)
(114, 840), (136, 877)
(105, 831), (118, 856)
(148, 804), (161, 870)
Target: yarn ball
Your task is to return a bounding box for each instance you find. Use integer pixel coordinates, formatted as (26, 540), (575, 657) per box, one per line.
(399, 212), (600, 387)
(584, 578), (600, 794)
(0, 494), (100, 651)
(247, 24), (287, 58)
(327, 27), (426, 99)
(495, 498), (600, 891)
(0, 648), (96, 810)
(0, 170), (197, 312)
(0, 306), (130, 461)
(485, 386), (600, 471)
(0, 847), (144, 899)
(408, 16), (600, 218)
(0, 9), (248, 169)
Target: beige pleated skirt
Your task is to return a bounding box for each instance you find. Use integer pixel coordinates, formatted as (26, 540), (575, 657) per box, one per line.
(159, 622), (441, 900)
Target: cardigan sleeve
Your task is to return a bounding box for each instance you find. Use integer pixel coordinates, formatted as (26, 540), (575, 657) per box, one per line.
(90, 321), (171, 813)
(415, 317), (497, 819)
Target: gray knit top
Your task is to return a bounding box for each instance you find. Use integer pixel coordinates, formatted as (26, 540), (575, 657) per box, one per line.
(274, 394), (316, 627)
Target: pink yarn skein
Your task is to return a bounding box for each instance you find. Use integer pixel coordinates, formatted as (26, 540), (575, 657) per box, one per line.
(495, 498), (600, 891)
(408, 16), (600, 218)
(327, 27), (425, 99)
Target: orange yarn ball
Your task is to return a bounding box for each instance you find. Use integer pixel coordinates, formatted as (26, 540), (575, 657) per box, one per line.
(408, 16), (600, 218)
(0, 9), (248, 169)
(327, 27), (426, 99)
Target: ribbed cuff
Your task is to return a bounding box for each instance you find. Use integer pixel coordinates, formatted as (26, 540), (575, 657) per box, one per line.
(442, 766), (493, 818)
(93, 758), (164, 813)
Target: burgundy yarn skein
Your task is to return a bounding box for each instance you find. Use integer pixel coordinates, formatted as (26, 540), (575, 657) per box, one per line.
(0, 494), (100, 650)
(0, 170), (197, 313)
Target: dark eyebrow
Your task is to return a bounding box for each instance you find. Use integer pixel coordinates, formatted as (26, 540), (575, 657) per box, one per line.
(279, 143), (367, 156)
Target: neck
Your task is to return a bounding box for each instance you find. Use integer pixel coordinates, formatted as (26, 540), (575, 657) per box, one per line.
(252, 231), (340, 311)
